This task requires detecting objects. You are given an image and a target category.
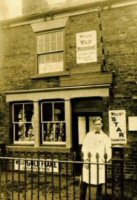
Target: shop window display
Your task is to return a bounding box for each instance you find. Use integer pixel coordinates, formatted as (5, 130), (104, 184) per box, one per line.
(41, 101), (66, 144)
(12, 103), (34, 144)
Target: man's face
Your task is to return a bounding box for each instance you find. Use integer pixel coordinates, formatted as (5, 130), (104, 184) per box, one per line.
(94, 120), (102, 132)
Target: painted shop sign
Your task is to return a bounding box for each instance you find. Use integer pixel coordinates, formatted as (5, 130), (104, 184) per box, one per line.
(76, 30), (97, 64)
(109, 110), (127, 144)
(14, 159), (59, 173)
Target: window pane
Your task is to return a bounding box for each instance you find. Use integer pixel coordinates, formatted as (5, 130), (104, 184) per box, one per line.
(50, 32), (57, 51)
(57, 31), (63, 50)
(51, 53), (58, 62)
(38, 53), (63, 73)
(14, 123), (34, 142)
(58, 52), (63, 61)
(43, 122), (66, 142)
(39, 55), (45, 65)
(42, 102), (52, 121)
(24, 104), (34, 122)
(44, 34), (50, 52)
(13, 104), (23, 122)
(37, 35), (45, 53)
(54, 102), (65, 121)
(14, 123), (24, 141)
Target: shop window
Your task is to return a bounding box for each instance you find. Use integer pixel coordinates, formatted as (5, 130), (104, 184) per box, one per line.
(12, 103), (34, 144)
(41, 101), (66, 144)
(37, 30), (64, 74)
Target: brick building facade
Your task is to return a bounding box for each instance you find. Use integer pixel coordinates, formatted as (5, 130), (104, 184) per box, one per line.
(0, 0), (137, 179)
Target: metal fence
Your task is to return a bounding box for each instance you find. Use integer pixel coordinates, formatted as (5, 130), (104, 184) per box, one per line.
(0, 150), (124, 200)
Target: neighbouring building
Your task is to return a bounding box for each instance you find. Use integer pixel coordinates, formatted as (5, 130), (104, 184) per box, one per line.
(0, 0), (137, 180)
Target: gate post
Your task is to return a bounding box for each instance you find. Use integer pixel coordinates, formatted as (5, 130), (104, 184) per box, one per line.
(112, 145), (125, 200)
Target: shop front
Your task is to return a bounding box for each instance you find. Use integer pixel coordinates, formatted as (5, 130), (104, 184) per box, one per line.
(6, 84), (111, 154)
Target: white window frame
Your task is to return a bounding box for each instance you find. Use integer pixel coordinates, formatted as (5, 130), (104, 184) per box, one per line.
(37, 29), (64, 74)
(41, 100), (66, 145)
(12, 102), (34, 145)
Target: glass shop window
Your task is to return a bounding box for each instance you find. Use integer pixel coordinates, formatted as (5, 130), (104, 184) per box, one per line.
(41, 101), (66, 144)
(12, 103), (34, 144)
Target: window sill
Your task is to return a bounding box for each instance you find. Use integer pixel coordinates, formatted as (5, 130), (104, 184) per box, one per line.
(42, 142), (66, 145)
(14, 141), (34, 145)
(31, 71), (70, 79)
(7, 145), (72, 153)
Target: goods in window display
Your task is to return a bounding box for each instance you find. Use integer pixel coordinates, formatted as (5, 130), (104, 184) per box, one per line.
(14, 104), (34, 142)
(44, 122), (65, 142)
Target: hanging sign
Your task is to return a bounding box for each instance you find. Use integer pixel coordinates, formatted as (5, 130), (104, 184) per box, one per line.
(76, 30), (97, 64)
(109, 110), (127, 144)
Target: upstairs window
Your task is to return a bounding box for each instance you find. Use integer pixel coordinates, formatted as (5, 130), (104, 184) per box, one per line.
(12, 103), (34, 144)
(41, 100), (66, 144)
(37, 30), (64, 74)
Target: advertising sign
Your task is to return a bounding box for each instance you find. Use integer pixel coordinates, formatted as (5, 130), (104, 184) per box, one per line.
(76, 30), (97, 64)
(109, 110), (127, 144)
(14, 159), (59, 173)
(128, 116), (137, 131)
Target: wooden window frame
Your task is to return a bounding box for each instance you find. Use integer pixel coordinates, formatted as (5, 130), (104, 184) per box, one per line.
(37, 29), (64, 74)
(41, 100), (66, 145)
(12, 102), (34, 145)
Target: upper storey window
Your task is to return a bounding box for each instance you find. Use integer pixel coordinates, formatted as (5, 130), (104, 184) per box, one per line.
(37, 30), (64, 74)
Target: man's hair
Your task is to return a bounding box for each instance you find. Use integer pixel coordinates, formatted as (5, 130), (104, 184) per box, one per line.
(92, 116), (102, 123)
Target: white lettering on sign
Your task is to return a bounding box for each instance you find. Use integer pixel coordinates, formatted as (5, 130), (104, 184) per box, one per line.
(76, 31), (97, 64)
(14, 159), (59, 173)
(109, 110), (127, 144)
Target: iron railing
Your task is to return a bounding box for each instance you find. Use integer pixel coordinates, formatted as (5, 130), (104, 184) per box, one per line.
(0, 150), (124, 200)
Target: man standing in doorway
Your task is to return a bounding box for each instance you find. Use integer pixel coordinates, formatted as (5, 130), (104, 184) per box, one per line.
(80, 116), (111, 200)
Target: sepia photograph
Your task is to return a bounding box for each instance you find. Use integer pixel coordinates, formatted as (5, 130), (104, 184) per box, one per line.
(0, 0), (137, 199)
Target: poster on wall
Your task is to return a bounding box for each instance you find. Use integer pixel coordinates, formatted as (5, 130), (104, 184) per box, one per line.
(14, 159), (59, 173)
(109, 110), (127, 144)
(128, 116), (137, 131)
(76, 30), (97, 64)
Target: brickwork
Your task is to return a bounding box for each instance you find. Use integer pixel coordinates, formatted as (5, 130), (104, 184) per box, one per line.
(101, 5), (137, 98)
(100, 5), (137, 179)
(22, 0), (49, 14)
(65, 12), (103, 70)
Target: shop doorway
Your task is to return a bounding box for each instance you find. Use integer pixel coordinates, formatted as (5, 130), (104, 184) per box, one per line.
(72, 112), (102, 176)
(72, 113), (102, 159)
(71, 97), (104, 159)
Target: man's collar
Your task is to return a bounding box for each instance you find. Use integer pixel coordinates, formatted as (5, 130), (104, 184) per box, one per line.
(95, 130), (101, 134)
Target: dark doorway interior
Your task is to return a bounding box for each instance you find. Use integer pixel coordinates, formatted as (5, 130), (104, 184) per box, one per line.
(71, 97), (103, 175)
